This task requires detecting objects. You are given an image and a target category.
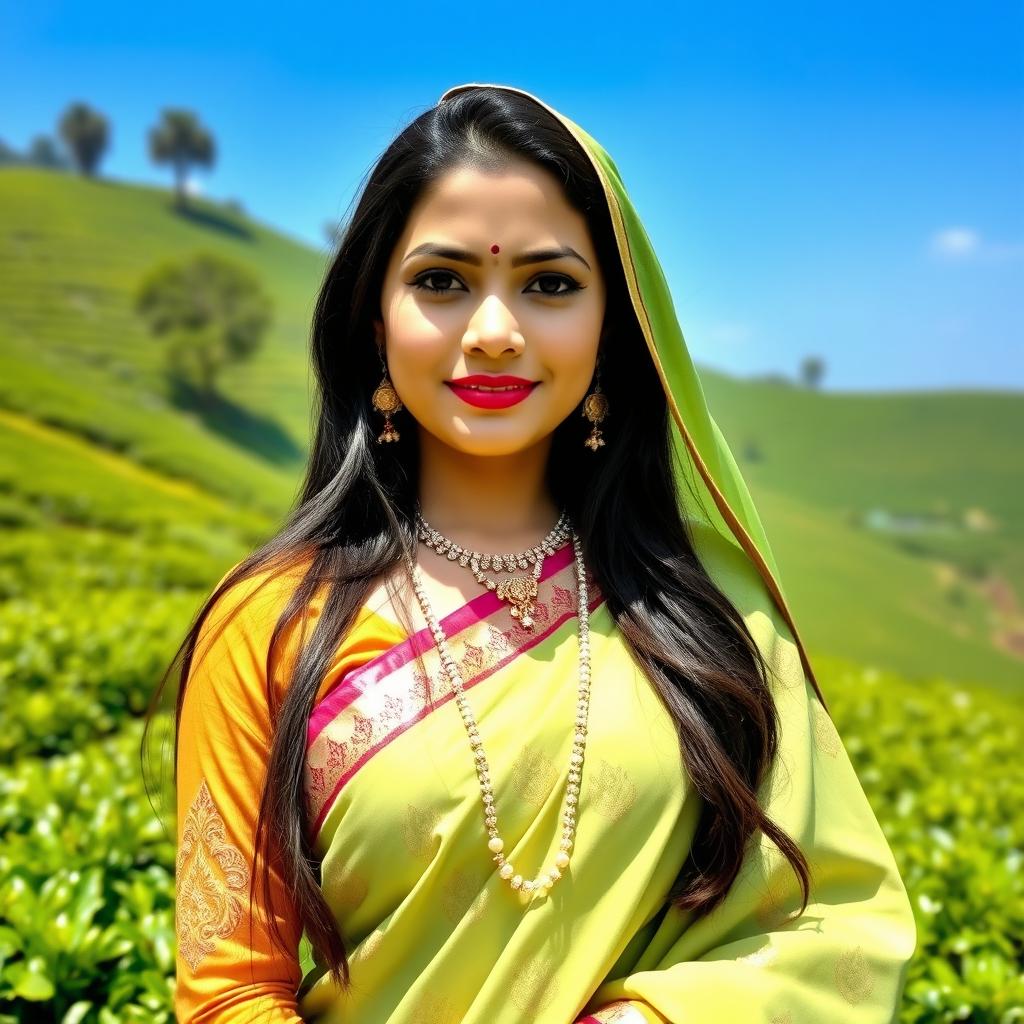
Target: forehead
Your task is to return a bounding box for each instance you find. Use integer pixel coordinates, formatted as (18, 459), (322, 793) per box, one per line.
(402, 161), (590, 241)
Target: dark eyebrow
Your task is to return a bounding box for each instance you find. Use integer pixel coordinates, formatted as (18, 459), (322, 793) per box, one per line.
(402, 243), (591, 272)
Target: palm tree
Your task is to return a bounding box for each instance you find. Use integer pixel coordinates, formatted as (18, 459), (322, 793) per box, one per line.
(57, 102), (109, 177)
(147, 109), (216, 210)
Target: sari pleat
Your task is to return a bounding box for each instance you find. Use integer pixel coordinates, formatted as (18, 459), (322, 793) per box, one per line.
(298, 547), (694, 1023)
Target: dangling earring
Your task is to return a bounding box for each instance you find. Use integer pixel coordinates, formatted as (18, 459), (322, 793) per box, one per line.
(582, 368), (609, 451)
(371, 359), (402, 443)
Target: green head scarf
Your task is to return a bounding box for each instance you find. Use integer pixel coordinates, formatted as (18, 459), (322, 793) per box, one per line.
(439, 82), (827, 713)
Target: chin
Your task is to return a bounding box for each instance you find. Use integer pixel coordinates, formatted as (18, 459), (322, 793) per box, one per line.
(442, 429), (542, 458)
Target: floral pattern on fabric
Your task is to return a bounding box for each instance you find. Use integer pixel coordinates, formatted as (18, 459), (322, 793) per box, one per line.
(835, 945), (876, 1004)
(175, 778), (251, 972)
(305, 567), (601, 837)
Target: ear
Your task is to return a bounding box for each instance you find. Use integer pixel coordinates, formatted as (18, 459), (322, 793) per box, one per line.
(373, 319), (386, 356)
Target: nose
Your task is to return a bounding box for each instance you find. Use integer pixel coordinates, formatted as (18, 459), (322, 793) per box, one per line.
(461, 293), (525, 359)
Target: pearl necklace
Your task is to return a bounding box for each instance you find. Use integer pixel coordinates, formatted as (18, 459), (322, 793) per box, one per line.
(406, 530), (591, 902)
(415, 506), (572, 630)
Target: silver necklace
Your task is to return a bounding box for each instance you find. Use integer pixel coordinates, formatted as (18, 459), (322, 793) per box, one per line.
(415, 507), (572, 630)
(406, 530), (591, 902)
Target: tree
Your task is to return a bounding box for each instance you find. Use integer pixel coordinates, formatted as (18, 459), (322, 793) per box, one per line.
(57, 102), (109, 177)
(147, 109), (216, 210)
(800, 355), (826, 390)
(28, 135), (69, 170)
(134, 252), (272, 400)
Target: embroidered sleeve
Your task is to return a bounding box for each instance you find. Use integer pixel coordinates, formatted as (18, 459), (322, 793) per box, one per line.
(174, 571), (306, 1024)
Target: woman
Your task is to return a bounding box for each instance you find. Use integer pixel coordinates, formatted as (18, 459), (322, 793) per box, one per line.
(166, 83), (916, 1023)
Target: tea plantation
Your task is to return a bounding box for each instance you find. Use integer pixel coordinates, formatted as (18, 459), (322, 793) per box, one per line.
(0, 522), (1021, 1021)
(1, 168), (1020, 1022)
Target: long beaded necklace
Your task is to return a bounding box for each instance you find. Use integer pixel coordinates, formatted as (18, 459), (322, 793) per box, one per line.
(415, 506), (571, 630)
(406, 530), (591, 902)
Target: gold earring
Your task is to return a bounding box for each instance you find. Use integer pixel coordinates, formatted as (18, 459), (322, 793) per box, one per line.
(371, 371), (402, 443)
(582, 375), (609, 451)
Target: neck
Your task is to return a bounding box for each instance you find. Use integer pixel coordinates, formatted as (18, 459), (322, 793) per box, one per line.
(416, 430), (561, 553)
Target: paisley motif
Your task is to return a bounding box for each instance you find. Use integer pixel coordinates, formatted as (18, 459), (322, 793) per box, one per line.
(175, 778), (251, 972)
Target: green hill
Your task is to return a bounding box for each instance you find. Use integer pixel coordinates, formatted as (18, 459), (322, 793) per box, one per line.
(1, 165), (1021, 692)
(0, 166), (321, 515)
(1, 166), (1020, 1024)
(702, 375), (1024, 692)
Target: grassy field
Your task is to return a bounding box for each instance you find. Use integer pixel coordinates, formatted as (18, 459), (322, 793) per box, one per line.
(3, 166), (1021, 689)
(0, 165), (1020, 1021)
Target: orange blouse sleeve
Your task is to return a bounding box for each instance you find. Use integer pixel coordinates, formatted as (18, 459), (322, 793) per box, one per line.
(174, 567), (309, 1024)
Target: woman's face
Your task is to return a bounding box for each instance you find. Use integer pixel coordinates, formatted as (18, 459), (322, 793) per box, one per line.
(376, 158), (606, 457)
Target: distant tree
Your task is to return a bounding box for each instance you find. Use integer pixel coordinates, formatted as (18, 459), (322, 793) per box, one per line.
(57, 102), (109, 177)
(147, 109), (216, 210)
(134, 251), (272, 401)
(28, 135), (69, 170)
(0, 139), (22, 165)
(800, 355), (826, 390)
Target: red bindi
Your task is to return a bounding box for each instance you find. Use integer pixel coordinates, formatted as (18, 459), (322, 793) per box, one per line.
(490, 243), (500, 254)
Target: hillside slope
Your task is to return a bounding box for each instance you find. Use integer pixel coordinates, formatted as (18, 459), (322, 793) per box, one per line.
(1, 167), (1020, 690)
(701, 372), (1024, 690)
(0, 166), (324, 514)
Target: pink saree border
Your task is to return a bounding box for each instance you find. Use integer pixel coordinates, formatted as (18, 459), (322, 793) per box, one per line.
(305, 546), (605, 841)
(307, 541), (577, 746)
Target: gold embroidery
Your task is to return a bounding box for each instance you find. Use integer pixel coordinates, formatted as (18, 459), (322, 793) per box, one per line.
(753, 846), (806, 931)
(354, 926), (385, 963)
(461, 641), (488, 676)
(440, 865), (489, 925)
(306, 567), (600, 831)
(403, 803), (439, 860)
(175, 778), (251, 972)
(409, 992), (458, 1024)
(591, 759), (638, 820)
(769, 1013), (793, 1024)
(323, 868), (368, 915)
(509, 959), (559, 1014)
(591, 1001), (647, 1022)
(485, 623), (513, 658)
(834, 945), (875, 1004)
(812, 699), (841, 759)
(513, 743), (559, 806)
(754, 870), (788, 930)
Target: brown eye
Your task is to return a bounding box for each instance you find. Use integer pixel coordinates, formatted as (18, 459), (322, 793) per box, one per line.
(525, 274), (583, 296)
(410, 271), (467, 294)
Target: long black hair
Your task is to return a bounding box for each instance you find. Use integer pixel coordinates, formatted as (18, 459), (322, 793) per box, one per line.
(144, 85), (810, 990)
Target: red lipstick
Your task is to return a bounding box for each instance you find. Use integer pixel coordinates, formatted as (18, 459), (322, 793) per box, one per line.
(445, 374), (540, 410)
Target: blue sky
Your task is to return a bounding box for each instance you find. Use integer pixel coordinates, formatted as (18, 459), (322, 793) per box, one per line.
(3, 1), (1021, 391)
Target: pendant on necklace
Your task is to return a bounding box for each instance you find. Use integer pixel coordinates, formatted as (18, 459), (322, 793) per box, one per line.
(495, 575), (539, 629)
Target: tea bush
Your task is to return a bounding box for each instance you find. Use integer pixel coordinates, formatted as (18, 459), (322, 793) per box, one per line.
(0, 719), (176, 1023)
(0, 639), (1020, 1020)
(0, 587), (200, 760)
(820, 655), (1024, 1022)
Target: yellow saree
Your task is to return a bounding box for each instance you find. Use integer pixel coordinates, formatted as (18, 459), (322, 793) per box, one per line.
(173, 82), (917, 1023)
